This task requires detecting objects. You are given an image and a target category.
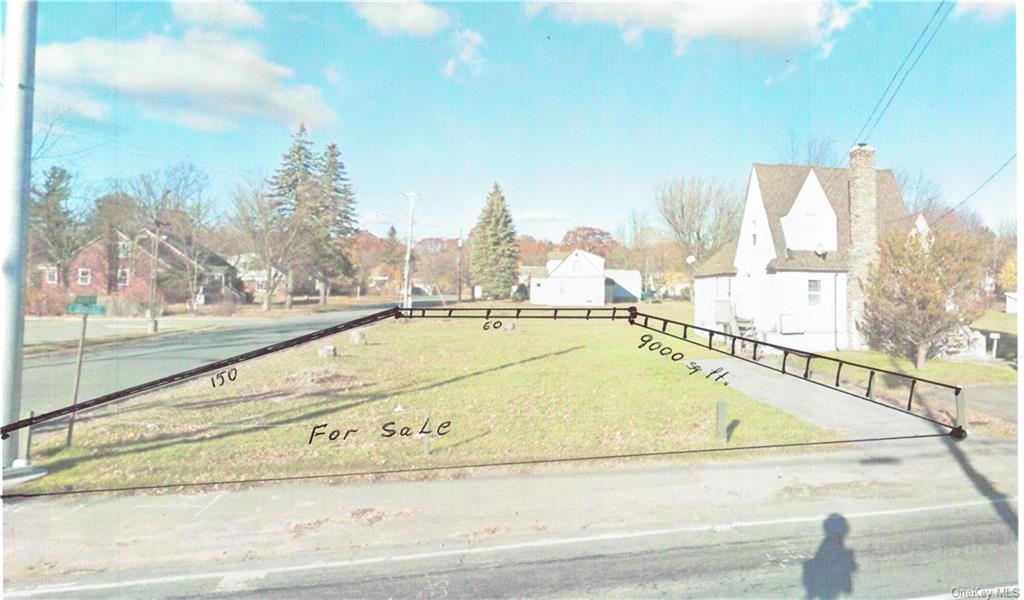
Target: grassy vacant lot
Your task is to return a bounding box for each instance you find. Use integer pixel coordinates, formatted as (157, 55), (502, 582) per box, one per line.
(23, 302), (829, 494)
(972, 310), (1017, 337)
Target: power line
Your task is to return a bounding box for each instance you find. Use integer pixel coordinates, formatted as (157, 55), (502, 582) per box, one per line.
(928, 153), (1016, 226)
(854, 1), (947, 144)
(862, 2), (954, 142)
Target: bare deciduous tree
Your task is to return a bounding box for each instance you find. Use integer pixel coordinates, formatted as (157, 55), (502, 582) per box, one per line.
(896, 169), (943, 218)
(783, 135), (839, 167)
(655, 175), (742, 268)
(233, 180), (305, 311)
(616, 208), (655, 290)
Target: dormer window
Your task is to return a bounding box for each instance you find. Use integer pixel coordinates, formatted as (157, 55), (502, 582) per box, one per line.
(752, 233), (757, 246)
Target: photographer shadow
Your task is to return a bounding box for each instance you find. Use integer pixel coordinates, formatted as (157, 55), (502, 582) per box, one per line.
(802, 513), (857, 600)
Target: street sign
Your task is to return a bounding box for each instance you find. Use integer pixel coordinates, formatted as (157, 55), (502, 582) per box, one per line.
(73, 295), (97, 306)
(67, 304), (105, 315)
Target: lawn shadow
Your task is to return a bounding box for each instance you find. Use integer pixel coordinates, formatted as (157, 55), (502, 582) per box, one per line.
(801, 513), (857, 600)
(725, 419), (740, 442)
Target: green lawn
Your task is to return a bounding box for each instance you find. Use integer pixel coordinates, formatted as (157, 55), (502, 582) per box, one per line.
(22, 301), (829, 494)
(972, 310), (1017, 337)
(823, 350), (1017, 386)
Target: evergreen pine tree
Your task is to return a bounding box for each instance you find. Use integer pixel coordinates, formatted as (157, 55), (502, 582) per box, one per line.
(383, 225), (402, 269)
(469, 183), (519, 299)
(266, 123), (315, 308)
(303, 143), (358, 304)
(267, 123), (315, 217)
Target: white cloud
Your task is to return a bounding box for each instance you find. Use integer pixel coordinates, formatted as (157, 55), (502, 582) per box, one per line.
(171, 0), (264, 29)
(953, 1), (1015, 21)
(33, 30), (334, 131)
(443, 29), (485, 78)
(352, 1), (450, 36)
(527, 1), (868, 56)
(35, 84), (111, 122)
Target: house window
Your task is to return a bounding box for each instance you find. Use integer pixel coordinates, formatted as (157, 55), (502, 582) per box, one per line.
(808, 279), (821, 306)
(116, 241), (133, 257)
(752, 233), (757, 245)
(117, 268), (130, 287)
(77, 268), (91, 285)
(46, 268), (58, 284)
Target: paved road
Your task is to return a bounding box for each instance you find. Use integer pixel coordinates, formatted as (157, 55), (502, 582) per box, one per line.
(3, 438), (1017, 598)
(17, 300), (441, 417)
(23, 317), (232, 345)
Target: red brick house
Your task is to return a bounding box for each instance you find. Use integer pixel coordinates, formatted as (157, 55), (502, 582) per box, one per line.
(37, 229), (241, 305)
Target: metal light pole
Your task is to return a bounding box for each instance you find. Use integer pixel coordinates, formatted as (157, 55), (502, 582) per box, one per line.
(147, 217), (168, 334)
(456, 229), (463, 303)
(1, 0), (38, 470)
(400, 193), (416, 310)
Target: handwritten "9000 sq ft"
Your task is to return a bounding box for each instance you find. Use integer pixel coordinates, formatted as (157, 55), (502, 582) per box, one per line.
(637, 334), (729, 385)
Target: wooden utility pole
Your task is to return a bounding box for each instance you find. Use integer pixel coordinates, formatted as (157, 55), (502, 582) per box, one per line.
(66, 313), (89, 446)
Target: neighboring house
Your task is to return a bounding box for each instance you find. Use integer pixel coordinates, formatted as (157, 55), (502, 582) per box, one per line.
(693, 145), (911, 351)
(37, 230), (157, 298)
(134, 229), (242, 304)
(40, 229), (241, 304)
(526, 249), (641, 306)
(1006, 291), (1018, 314)
(229, 252), (282, 296)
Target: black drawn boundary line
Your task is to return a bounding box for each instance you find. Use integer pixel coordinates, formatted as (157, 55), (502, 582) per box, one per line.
(1, 432), (953, 499)
(2, 305), (964, 439)
(628, 316), (956, 431)
(1, 307), (401, 439)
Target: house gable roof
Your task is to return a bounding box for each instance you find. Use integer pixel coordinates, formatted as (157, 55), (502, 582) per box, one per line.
(548, 248), (604, 277)
(695, 162), (908, 277)
(694, 239), (738, 277)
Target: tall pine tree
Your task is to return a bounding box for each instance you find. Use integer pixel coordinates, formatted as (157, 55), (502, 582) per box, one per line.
(265, 123), (316, 309)
(267, 123), (315, 217)
(302, 143), (358, 304)
(469, 183), (519, 299)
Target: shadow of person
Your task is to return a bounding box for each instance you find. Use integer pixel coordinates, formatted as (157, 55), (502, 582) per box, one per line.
(802, 514), (857, 600)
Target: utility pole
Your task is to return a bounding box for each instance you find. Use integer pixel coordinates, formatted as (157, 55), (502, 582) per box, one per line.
(400, 193), (416, 310)
(1, 0), (38, 470)
(147, 216), (168, 334)
(456, 229), (463, 303)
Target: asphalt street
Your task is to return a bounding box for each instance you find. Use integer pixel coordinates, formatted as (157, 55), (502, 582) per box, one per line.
(17, 300), (444, 418)
(3, 438), (1017, 598)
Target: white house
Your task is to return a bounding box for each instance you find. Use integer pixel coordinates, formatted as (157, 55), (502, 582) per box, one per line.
(694, 145), (911, 351)
(527, 249), (641, 306)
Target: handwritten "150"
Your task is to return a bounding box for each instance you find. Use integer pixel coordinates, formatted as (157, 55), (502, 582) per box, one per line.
(637, 334), (729, 384)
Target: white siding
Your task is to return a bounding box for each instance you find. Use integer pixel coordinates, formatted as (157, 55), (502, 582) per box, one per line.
(764, 271), (848, 351)
(779, 170), (838, 252)
(530, 249), (611, 306)
(694, 276), (733, 329)
(732, 166), (777, 327)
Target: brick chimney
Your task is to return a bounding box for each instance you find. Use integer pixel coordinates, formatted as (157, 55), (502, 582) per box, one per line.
(847, 144), (878, 350)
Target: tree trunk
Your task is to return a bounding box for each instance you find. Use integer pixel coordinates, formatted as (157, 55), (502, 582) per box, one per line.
(319, 278), (327, 306)
(914, 343), (928, 370)
(285, 271), (293, 310)
(262, 267), (273, 311)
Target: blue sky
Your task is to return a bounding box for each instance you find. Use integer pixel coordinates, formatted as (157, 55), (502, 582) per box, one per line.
(8, 0), (1018, 240)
